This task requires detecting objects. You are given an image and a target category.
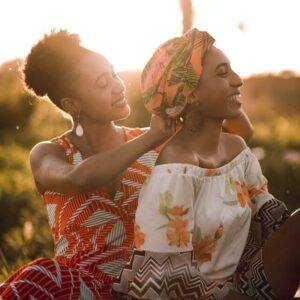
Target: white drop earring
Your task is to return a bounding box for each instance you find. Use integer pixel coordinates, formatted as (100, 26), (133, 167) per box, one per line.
(75, 114), (84, 137)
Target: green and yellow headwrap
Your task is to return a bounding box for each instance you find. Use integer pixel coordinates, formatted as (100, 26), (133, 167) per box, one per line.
(141, 28), (215, 119)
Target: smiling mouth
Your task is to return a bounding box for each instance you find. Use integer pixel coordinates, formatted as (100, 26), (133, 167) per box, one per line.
(112, 96), (126, 107)
(228, 94), (242, 104)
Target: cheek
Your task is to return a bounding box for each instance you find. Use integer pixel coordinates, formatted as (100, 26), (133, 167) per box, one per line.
(210, 82), (230, 108)
(200, 86), (226, 109)
(199, 93), (229, 117)
(199, 80), (227, 100)
(81, 93), (111, 119)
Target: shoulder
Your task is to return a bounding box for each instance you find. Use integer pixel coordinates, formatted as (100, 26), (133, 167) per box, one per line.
(156, 141), (197, 166)
(222, 132), (247, 156)
(30, 140), (66, 168)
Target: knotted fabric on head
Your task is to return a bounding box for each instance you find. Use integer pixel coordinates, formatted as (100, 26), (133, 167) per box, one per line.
(141, 29), (215, 120)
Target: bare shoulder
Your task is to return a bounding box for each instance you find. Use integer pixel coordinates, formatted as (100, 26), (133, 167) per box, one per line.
(221, 132), (247, 157)
(156, 141), (196, 166)
(29, 141), (66, 169)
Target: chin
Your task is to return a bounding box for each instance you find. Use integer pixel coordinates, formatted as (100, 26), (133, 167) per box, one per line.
(115, 104), (131, 121)
(226, 109), (242, 119)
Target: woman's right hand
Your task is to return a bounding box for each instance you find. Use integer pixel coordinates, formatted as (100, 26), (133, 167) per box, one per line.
(148, 113), (177, 143)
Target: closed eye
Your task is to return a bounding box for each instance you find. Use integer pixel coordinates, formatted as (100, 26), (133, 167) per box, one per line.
(216, 63), (230, 77)
(217, 71), (228, 77)
(94, 74), (108, 88)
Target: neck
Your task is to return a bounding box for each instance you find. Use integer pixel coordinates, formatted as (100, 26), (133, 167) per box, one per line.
(180, 117), (223, 155)
(72, 118), (123, 154)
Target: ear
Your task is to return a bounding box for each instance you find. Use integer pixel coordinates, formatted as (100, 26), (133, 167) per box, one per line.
(60, 97), (81, 117)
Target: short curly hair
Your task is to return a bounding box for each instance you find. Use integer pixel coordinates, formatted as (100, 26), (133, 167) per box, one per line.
(23, 29), (86, 109)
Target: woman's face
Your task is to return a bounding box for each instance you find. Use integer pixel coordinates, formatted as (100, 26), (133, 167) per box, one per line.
(192, 46), (243, 119)
(72, 51), (130, 123)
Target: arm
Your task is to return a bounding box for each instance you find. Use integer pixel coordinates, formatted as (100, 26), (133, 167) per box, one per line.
(222, 109), (254, 143)
(30, 115), (175, 195)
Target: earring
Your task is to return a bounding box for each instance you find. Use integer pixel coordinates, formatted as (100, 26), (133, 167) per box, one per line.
(75, 114), (84, 137)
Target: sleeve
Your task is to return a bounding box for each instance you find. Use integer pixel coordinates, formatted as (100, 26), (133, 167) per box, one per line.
(253, 198), (290, 241)
(237, 197), (290, 279)
(134, 170), (197, 253)
(243, 152), (290, 243)
(245, 152), (274, 216)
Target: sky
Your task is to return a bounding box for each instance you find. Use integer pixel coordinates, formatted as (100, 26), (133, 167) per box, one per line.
(0, 0), (299, 77)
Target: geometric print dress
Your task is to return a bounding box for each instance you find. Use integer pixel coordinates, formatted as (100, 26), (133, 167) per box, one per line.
(0, 127), (159, 300)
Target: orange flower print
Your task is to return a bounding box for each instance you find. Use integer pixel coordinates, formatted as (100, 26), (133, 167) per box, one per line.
(193, 224), (223, 262)
(166, 217), (190, 247)
(156, 191), (191, 248)
(134, 224), (145, 249)
(169, 205), (189, 217)
(194, 235), (217, 262)
(214, 224), (224, 240)
(235, 181), (251, 207)
(248, 176), (268, 199)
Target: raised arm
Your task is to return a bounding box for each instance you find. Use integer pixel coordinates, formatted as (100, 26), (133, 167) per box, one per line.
(30, 115), (175, 195)
(222, 109), (254, 142)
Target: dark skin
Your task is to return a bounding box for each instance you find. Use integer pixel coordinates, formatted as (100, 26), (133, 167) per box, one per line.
(156, 46), (300, 299)
(27, 47), (257, 298)
(30, 51), (178, 196)
(30, 49), (253, 198)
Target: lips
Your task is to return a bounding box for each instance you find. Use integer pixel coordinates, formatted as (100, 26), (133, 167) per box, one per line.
(227, 93), (242, 105)
(112, 96), (127, 107)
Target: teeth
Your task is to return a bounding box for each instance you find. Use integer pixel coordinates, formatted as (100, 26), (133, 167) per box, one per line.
(113, 98), (125, 106)
(229, 94), (241, 102)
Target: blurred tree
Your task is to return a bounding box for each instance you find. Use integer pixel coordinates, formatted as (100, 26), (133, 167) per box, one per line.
(0, 144), (53, 279)
(242, 73), (300, 121)
(180, 0), (194, 34)
(0, 60), (36, 133)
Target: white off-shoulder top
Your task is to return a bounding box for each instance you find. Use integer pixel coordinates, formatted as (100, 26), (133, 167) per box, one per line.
(134, 147), (273, 280)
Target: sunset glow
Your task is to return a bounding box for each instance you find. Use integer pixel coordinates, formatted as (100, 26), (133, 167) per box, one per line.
(1, 0), (300, 77)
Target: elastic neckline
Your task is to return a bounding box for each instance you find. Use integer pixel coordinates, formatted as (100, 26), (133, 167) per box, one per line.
(153, 147), (251, 177)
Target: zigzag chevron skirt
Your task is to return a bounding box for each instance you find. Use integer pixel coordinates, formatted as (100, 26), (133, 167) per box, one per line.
(113, 250), (231, 299)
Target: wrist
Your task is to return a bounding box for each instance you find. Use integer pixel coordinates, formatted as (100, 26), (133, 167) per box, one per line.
(143, 130), (164, 149)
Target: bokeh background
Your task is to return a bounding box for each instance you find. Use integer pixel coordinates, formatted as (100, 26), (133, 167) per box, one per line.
(0, 0), (299, 282)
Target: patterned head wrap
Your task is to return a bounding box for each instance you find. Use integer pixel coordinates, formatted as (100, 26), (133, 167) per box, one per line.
(141, 28), (215, 119)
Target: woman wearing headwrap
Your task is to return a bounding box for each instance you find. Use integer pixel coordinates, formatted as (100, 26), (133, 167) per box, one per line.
(113, 29), (299, 299)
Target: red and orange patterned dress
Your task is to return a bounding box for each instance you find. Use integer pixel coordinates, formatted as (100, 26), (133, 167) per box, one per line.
(0, 127), (158, 299)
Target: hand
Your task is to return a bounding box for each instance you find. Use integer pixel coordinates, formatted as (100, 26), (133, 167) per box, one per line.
(222, 109), (254, 142)
(148, 113), (177, 143)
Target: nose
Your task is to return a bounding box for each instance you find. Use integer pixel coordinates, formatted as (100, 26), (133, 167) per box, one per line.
(230, 71), (243, 88)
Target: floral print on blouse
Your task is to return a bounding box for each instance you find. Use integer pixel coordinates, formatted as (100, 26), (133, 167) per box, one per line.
(133, 147), (273, 281)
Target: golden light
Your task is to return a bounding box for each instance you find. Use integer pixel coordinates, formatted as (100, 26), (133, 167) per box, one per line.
(0, 0), (299, 76)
